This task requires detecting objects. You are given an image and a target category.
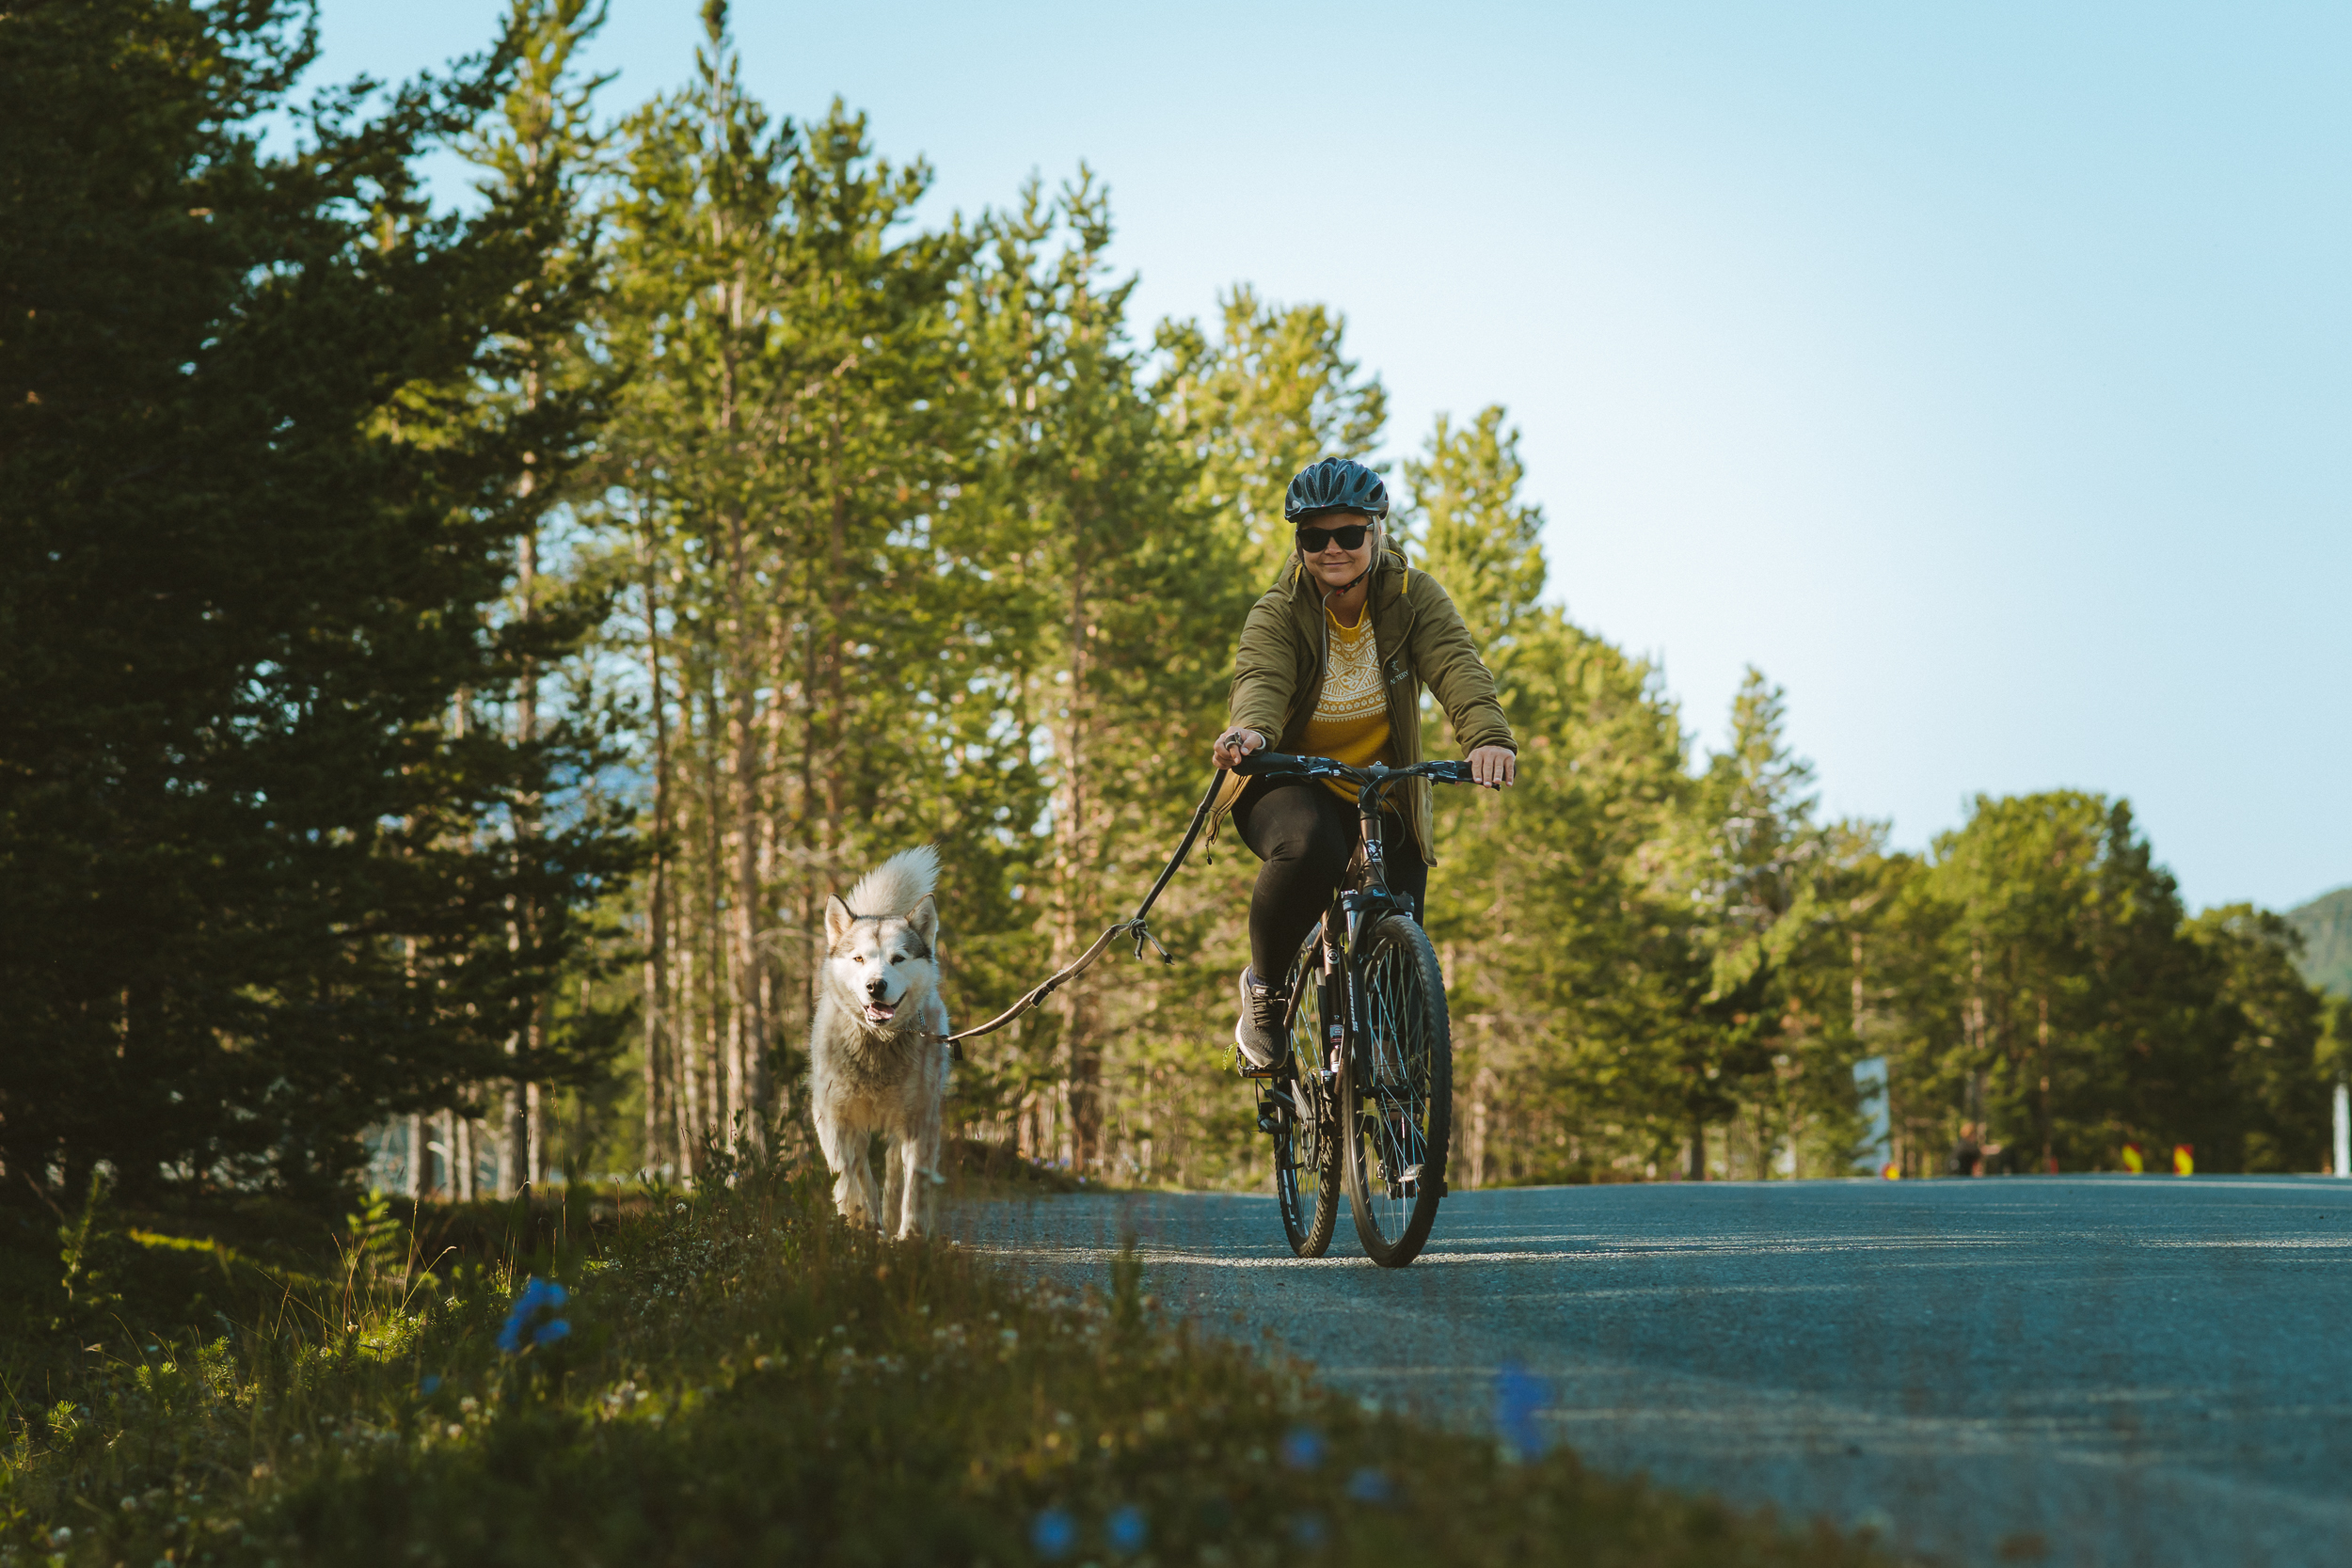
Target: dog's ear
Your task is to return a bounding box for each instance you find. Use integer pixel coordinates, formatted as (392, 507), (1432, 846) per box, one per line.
(825, 895), (854, 947)
(907, 893), (938, 949)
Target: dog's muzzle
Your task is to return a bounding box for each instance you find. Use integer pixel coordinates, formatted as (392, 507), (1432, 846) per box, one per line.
(864, 978), (897, 1024)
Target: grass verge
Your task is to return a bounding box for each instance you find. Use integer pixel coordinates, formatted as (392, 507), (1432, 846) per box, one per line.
(1, 1156), (1889, 1567)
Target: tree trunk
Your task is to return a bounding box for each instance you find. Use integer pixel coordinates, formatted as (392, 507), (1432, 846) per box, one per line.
(504, 527), (541, 1198)
(700, 684), (730, 1147)
(762, 608), (800, 1131)
(1053, 530), (1104, 1173)
(728, 611), (769, 1151)
(1470, 1064), (1495, 1189)
(721, 403), (770, 1149)
(640, 512), (672, 1176)
(2039, 990), (2053, 1172)
(1850, 931), (1865, 1038)
(676, 942), (700, 1177)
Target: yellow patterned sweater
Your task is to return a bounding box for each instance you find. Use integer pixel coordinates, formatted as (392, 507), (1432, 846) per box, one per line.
(1297, 601), (1392, 801)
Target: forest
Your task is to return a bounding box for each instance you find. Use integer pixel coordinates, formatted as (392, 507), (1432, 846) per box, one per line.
(8, 0), (2345, 1210)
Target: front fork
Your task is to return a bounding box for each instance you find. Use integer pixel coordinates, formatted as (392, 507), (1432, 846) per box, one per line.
(1285, 921), (1349, 1131)
(1336, 887), (1416, 1189)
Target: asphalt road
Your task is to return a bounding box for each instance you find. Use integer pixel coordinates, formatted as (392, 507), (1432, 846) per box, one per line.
(963, 1177), (2352, 1568)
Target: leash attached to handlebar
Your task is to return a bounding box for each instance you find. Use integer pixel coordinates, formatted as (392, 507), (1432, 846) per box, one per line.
(932, 752), (1480, 1056)
(931, 770), (1225, 1055)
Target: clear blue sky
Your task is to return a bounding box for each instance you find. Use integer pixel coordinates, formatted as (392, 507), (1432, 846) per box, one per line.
(314, 0), (2352, 914)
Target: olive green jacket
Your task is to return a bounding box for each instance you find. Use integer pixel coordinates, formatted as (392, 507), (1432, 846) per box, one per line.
(1215, 544), (1516, 864)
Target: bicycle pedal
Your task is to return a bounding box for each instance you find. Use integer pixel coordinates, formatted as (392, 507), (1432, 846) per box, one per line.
(1232, 1046), (1287, 1080)
(1254, 1097), (1281, 1134)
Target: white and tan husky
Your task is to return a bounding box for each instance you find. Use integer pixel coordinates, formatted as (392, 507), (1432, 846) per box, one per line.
(809, 847), (951, 1239)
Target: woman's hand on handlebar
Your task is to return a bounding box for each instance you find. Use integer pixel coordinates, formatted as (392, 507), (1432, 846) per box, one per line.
(1214, 726), (1267, 770)
(1468, 744), (1517, 789)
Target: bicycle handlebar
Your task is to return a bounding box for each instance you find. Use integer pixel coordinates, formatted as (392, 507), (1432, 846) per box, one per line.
(1231, 752), (1482, 787)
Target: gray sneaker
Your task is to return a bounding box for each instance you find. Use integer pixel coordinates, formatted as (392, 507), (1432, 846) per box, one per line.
(1234, 967), (1287, 1069)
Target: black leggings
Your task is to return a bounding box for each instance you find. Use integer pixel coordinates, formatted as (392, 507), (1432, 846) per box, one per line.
(1231, 777), (1428, 987)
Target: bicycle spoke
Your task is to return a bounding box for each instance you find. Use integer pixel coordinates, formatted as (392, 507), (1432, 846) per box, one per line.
(1342, 914), (1453, 1266)
(1272, 923), (1339, 1258)
(1222, 756), (1474, 1269)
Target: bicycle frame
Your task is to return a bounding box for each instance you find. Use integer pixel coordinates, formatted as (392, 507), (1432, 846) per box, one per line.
(1236, 752), (1476, 1263)
(1231, 752), (1472, 1084)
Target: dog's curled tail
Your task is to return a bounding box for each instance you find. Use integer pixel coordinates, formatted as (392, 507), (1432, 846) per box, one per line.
(845, 844), (939, 919)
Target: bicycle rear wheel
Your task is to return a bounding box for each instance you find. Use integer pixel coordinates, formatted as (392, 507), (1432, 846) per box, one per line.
(1273, 927), (1340, 1258)
(1341, 913), (1452, 1267)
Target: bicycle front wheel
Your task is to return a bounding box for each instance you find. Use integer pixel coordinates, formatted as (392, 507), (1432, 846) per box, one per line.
(1342, 913), (1452, 1267)
(1273, 927), (1340, 1258)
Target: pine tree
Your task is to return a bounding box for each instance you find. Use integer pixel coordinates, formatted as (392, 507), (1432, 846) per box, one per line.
(461, 0), (626, 1193)
(0, 0), (633, 1196)
(603, 5), (983, 1169)
(1155, 287), (1387, 579)
(1406, 407), (1547, 654)
(954, 175), (1246, 1173)
(2184, 906), (2329, 1170)
(1403, 408), (1693, 1184)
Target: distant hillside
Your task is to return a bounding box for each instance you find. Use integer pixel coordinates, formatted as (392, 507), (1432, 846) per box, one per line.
(2284, 887), (2352, 997)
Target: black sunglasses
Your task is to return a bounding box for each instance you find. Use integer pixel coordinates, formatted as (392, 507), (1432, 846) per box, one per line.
(1295, 521), (1371, 553)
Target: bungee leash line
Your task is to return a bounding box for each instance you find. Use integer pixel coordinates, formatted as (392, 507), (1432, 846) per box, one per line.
(930, 771), (1226, 1057)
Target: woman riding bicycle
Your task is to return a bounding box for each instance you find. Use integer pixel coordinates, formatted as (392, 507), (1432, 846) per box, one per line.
(1212, 456), (1518, 1069)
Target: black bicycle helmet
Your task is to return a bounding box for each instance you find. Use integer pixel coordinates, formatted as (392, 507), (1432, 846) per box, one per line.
(1283, 457), (1389, 524)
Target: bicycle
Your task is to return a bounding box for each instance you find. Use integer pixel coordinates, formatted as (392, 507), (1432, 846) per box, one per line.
(1228, 751), (1477, 1268)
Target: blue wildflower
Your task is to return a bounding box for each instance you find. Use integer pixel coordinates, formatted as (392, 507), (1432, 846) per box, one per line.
(498, 1277), (571, 1355)
(1029, 1507), (1077, 1560)
(1289, 1511), (1330, 1549)
(418, 1375), (442, 1396)
(1345, 1466), (1393, 1504)
(1279, 1425), (1326, 1470)
(1104, 1504), (1147, 1554)
(1493, 1361), (1547, 1461)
